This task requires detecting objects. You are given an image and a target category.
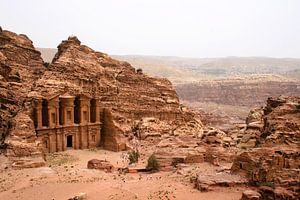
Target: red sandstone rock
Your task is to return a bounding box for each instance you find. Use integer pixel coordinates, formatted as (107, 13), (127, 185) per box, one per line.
(258, 186), (299, 200)
(231, 97), (300, 198)
(0, 29), (46, 168)
(32, 33), (203, 153)
(1, 28), (203, 169)
(195, 173), (247, 191)
(68, 192), (87, 200)
(236, 96), (300, 148)
(153, 133), (237, 171)
(231, 147), (300, 183)
(261, 96), (300, 146)
(240, 190), (261, 200)
(87, 159), (114, 172)
(11, 157), (46, 169)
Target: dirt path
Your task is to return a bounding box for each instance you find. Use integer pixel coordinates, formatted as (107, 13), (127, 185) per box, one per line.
(0, 149), (244, 200)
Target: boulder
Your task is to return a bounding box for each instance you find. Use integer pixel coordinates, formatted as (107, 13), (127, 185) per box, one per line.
(68, 192), (87, 200)
(240, 190), (261, 200)
(195, 171), (247, 192)
(11, 157), (45, 169)
(257, 186), (299, 200)
(274, 187), (298, 200)
(195, 180), (213, 192)
(87, 159), (114, 172)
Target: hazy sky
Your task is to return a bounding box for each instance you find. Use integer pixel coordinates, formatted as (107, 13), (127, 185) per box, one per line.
(1, 0), (300, 58)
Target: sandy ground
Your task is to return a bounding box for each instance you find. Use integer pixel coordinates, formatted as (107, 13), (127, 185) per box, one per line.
(0, 149), (246, 200)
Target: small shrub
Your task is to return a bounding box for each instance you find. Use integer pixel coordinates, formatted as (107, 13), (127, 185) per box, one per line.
(43, 62), (50, 68)
(0, 143), (7, 150)
(128, 150), (140, 164)
(10, 110), (18, 117)
(146, 154), (160, 172)
(136, 68), (143, 74)
(15, 72), (20, 78)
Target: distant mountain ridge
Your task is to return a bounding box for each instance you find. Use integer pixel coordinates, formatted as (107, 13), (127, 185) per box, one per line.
(38, 48), (300, 83)
(113, 55), (300, 83)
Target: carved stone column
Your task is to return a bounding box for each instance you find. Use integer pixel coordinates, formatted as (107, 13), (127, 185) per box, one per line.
(36, 99), (43, 129)
(79, 97), (90, 125)
(48, 97), (59, 128)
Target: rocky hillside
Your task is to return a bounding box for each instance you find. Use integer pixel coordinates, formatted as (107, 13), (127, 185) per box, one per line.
(230, 96), (300, 198)
(0, 28), (46, 167)
(232, 96), (300, 148)
(36, 36), (201, 150)
(1, 29), (202, 167)
(0, 29), (45, 147)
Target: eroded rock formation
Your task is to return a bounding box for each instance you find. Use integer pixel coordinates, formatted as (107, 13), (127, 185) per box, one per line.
(0, 28), (203, 168)
(87, 159), (114, 172)
(0, 29), (46, 167)
(240, 190), (261, 200)
(34, 35), (201, 151)
(235, 96), (300, 148)
(231, 96), (300, 199)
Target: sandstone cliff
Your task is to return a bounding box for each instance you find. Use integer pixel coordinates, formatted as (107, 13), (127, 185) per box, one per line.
(0, 29), (45, 144)
(231, 96), (300, 199)
(235, 96), (300, 148)
(0, 29), (202, 167)
(176, 77), (300, 107)
(0, 28), (46, 167)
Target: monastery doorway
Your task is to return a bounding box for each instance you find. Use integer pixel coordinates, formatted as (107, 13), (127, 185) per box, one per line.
(66, 135), (73, 148)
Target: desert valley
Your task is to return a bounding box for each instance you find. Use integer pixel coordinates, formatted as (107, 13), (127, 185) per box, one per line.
(0, 26), (299, 200)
